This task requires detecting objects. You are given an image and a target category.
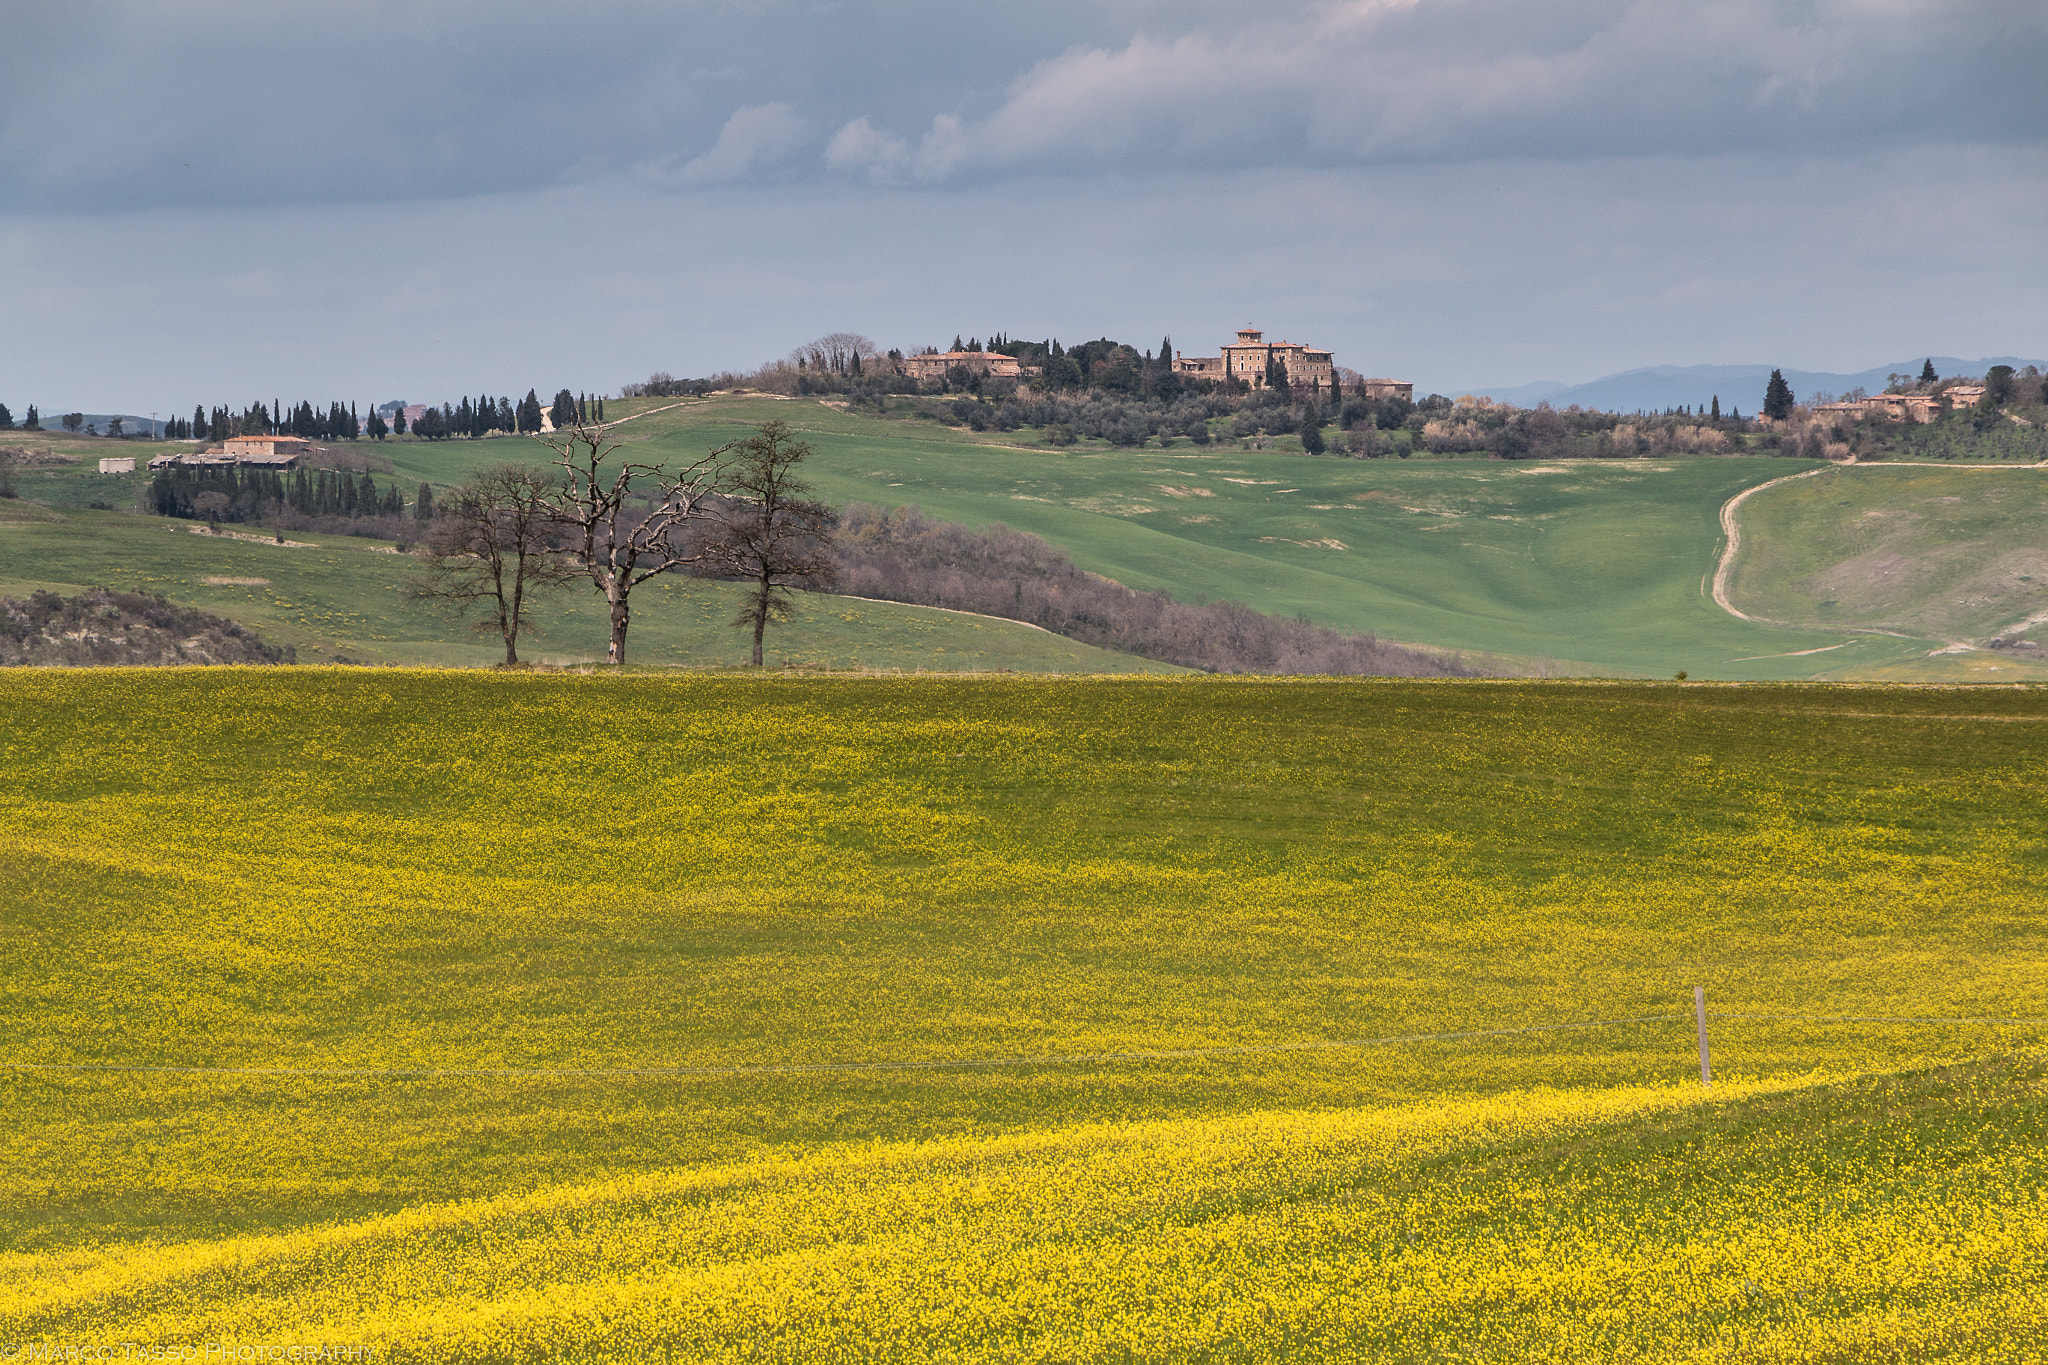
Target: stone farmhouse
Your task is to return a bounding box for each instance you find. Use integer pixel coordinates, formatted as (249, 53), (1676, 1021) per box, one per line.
(1173, 327), (1412, 399)
(148, 434), (313, 471)
(1812, 385), (1988, 425)
(897, 349), (1026, 382)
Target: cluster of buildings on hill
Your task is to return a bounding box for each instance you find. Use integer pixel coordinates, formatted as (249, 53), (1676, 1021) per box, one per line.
(898, 327), (1412, 400)
(1171, 328), (1412, 400)
(1810, 385), (1987, 424)
(897, 350), (1027, 382)
(146, 435), (316, 471)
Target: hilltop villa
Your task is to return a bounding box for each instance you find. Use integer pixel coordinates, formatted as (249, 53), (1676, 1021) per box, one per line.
(1173, 328), (1412, 399)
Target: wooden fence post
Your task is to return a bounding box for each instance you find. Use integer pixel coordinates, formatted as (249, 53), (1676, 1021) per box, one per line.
(1695, 985), (1711, 1087)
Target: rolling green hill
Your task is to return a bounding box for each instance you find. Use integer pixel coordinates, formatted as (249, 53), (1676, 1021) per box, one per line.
(3, 671), (2045, 1356)
(575, 396), (1946, 679)
(12, 402), (2042, 679)
(1724, 462), (2048, 682)
(0, 499), (1178, 673)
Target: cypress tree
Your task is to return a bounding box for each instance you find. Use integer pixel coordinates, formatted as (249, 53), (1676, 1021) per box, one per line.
(1710, 395), (1721, 420)
(1264, 349), (1288, 393)
(597, 397), (604, 421)
(1763, 369), (1795, 420)
(416, 482), (434, 521)
(1920, 358), (1937, 382)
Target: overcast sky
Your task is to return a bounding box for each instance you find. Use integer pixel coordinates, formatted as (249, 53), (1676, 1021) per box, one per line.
(5, 0), (2044, 414)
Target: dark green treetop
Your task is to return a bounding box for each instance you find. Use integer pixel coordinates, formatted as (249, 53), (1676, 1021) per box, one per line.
(1763, 369), (1794, 420)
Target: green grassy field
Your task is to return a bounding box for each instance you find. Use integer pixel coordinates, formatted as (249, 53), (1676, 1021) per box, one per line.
(0, 499), (1177, 673)
(1725, 463), (2048, 682)
(594, 397), (1910, 679)
(10, 404), (2038, 681)
(4, 671), (2046, 1357)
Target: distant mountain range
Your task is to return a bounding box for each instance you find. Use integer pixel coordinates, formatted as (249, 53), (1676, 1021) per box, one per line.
(1445, 358), (2045, 415)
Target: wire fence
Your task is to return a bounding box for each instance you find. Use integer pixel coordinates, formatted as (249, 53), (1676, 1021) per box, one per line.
(6, 1007), (2045, 1082)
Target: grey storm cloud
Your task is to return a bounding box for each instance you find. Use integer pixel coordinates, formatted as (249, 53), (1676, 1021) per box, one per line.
(4, 0), (2042, 213)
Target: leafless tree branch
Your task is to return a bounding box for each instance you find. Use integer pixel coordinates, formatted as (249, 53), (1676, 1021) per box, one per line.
(534, 419), (727, 667)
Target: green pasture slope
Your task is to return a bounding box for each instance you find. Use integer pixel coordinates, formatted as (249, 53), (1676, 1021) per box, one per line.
(1725, 462), (2048, 682)
(14, 405), (2039, 679)
(573, 396), (1957, 679)
(3, 671), (2046, 1355)
(0, 498), (1175, 673)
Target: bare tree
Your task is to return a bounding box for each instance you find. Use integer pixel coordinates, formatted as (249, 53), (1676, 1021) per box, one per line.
(537, 419), (724, 667)
(790, 332), (879, 375)
(404, 464), (575, 665)
(699, 421), (839, 666)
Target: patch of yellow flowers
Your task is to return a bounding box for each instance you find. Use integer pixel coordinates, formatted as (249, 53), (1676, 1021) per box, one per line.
(8, 1067), (2047, 1360)
(2, 670), (2046, 1358)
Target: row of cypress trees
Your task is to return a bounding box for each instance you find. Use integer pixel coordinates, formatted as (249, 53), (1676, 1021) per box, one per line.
(152, 389), (606, 444)
(155, 401), (363, 443)
(148, 465), (418, 523)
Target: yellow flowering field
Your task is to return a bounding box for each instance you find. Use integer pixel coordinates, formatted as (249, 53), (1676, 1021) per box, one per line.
(2, 671), (2045, 1358)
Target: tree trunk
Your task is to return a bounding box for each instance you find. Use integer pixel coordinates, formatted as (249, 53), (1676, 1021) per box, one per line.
(506, 568), (523, 666)
(608, 584), (629, 667)
(751, 573), (770, 666)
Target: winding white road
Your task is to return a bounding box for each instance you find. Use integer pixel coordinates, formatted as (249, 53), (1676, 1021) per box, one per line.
(1709, 458), (2048, 651)
(1709, 465), (1832, 622)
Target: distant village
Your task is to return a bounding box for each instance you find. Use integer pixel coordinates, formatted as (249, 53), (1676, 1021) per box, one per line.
(1809, 385), (1986, 425)
(897, 326), (1412, 401)
(136, 325), (1414, 471)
